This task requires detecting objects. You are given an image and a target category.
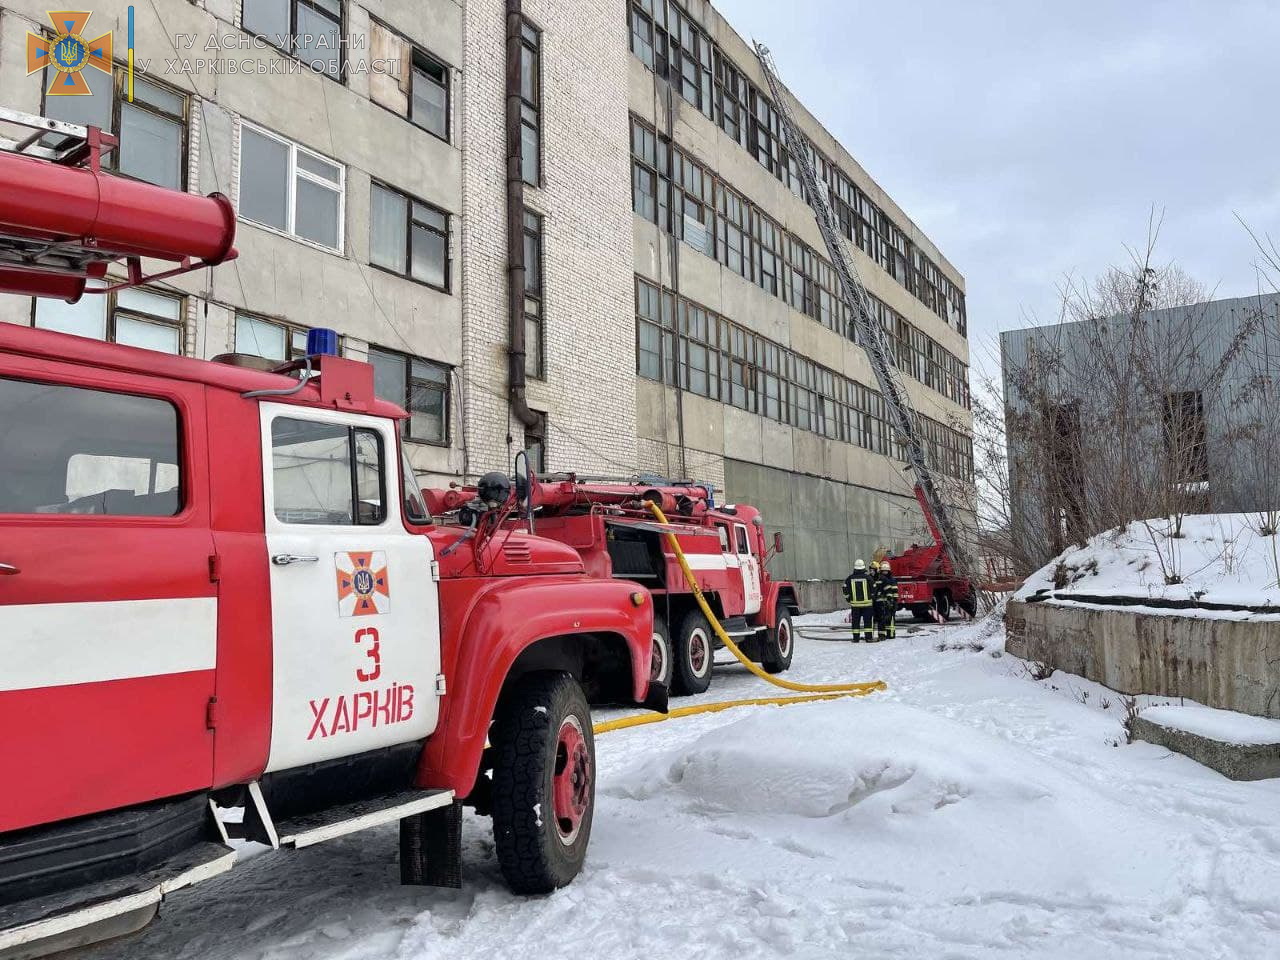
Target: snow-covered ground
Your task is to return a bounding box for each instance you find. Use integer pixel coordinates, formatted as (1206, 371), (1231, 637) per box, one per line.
(80, 616), (1280, 960)
(1016, 513), (1280, 612)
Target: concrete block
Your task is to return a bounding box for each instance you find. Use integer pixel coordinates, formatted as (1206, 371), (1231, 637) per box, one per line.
(1007, 600), (1280, 719)
(1131, 714), (1280, 781)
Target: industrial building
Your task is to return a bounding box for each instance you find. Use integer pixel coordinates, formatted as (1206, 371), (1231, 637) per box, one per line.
(1001, 293), (1280, 570)
(0, 0), (973, 603)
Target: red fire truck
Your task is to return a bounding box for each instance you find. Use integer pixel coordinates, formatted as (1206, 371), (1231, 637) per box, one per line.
(426, 477), (800, 695)
(882, 486), (977, 621)
(0, 111), (659, 955)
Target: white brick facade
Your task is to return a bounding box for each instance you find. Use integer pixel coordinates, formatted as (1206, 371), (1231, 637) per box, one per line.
(460, 0), (637, 478)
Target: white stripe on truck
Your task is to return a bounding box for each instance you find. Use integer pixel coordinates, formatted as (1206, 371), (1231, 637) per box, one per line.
(682, 554), (731, 570)
(0, 597), (216, 691)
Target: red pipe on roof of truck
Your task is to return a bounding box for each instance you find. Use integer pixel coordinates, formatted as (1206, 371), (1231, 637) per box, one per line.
(0, 149), (237, 301)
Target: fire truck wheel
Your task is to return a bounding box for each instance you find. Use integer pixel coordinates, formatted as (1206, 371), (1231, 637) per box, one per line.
(650, 614), (674, 689)
(672, 610), (714, 696)
(761, 610), (795, 673)
(935, 592), (953, 620)
(492, 672), (595, 894)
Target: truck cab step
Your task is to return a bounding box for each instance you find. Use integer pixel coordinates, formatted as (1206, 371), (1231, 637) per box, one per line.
(267, 787), (455, 850)
(0, 840), (234, 958)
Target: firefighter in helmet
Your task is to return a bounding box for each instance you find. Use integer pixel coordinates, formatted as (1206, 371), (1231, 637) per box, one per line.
(876, 559), (899, 640)
(867, 561), (884, 642)
(842, 559), (874, 642)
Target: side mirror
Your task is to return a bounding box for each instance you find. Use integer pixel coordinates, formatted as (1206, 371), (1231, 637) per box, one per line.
(514, 450), (536, 530)
(773, 531), (785, 554)
(514, 451), (530, 507)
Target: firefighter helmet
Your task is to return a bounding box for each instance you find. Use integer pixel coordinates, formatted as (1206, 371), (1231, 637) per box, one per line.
(853, 559), (866, 571)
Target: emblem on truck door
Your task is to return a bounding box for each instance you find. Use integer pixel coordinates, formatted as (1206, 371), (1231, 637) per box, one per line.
(335, 551), (390, 616)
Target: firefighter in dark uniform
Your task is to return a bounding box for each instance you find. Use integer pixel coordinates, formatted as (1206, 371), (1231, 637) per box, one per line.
(867, 561), (884, 641)
(877, 561), (899, 640)
(842, 559), (874, 642)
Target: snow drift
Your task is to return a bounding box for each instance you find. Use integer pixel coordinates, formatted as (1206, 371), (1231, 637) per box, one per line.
(1015, 513), (1280, 611)
(607, 698), (1186, 902)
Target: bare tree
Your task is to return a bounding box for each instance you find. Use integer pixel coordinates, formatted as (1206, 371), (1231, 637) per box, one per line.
(1002, 217), (1264, 578)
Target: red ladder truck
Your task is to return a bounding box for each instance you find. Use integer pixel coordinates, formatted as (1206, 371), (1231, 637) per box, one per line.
(753, 48), (980, 621)
(426, 476), (800, 696)
(882, 486), (978, 622)
(0, 109), (659, 957)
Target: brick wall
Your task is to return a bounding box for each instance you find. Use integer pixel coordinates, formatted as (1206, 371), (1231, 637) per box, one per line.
(460, 0), (637, 479)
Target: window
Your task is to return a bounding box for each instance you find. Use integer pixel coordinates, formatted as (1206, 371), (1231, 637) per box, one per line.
(522, 209), (545, 379)
(735, 526), (749, 554)
(270, 418), (385, 525)
(626, 3), (975, 328)
(518, 20), (541, 186)
(370, 183), (449, 289)
(625, 112), (972, 405)
(629, 1), (712, 118)
(235, 313), (317, 362)
(716, 524), (730, 552)
(1163, 391), (1209, 484)
(400, 447), (431, 523)
(369, 347), (449, 445)
(33, 287), (183, 354)
(369, 21), (450, 141)
(0, 377), (181, 516)
(632, 278), (975, 482)
(525, 411), (547, 474)
(239, 123), (344, 251)
(44, 70), (186, 189)
(242, 0), (344, 79)
(411, 51), (449, 139)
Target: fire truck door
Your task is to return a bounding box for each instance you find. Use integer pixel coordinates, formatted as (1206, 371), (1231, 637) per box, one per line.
(258, 404), (440, 773)
(0, 370), (216, 833)
(735, 523), (763, 615)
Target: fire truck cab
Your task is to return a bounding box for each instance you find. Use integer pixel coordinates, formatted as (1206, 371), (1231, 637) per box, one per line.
(0, 325), (659, 956)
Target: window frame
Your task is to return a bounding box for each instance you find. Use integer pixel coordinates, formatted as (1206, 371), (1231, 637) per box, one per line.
(0, 374), (189, 520)
(234, 312), (324, 362)
(269, 417), (388, 527)
(41, 61), (189, 191)
(30, 286), (186, 355)
(522, 208), (546, 380)
(524, 410), (547, 474)
(633, 277), (974, 482)
(409, 47), (451, 142)
(367, 346), (451, 447)
(238, 120), (346, 253)
(369, 180), (451, 292)
(518, 18), (543, 188)
(241, 0), (347, 83)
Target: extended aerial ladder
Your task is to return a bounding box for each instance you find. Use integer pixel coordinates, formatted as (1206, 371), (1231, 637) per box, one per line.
(753, 44), (978, 604)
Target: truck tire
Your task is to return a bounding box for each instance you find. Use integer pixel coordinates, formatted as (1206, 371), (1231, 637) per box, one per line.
(911, 604), (933, 623)
(650, 613), (674, 690)
(760, 610), (795, 674)
(672, 610), (714, 696)
(935, 592), (953, 621)
(492, 672), (595, 894)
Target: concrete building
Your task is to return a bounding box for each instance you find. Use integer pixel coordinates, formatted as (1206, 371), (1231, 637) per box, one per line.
(1001, 293), (1280, 569)
(0, 0), (974, 603)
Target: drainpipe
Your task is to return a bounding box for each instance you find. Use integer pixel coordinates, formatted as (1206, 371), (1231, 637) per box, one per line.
(505, 0), (539, 430)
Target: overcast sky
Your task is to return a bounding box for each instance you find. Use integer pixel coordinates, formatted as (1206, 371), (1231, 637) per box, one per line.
(715, 0), (1280, 375)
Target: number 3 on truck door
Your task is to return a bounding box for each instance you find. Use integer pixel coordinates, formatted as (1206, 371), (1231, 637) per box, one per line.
(354, 627), (381, 682)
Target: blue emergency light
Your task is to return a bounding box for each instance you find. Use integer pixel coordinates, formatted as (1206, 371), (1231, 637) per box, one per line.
(306, 327), (340, 357)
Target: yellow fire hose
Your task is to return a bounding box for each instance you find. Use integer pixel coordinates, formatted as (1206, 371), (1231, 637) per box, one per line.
(592, 503), (886, 735)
